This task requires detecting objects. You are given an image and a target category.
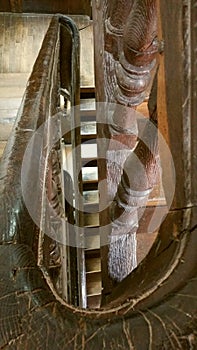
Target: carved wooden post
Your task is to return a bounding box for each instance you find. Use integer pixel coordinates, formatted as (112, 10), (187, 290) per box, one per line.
(105, 0), (158, 286)
(105, 0), (134, 57)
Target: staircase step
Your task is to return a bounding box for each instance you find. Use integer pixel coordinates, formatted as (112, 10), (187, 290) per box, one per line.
(85, 233), (100, 250)
(81, 121), (96, 136)
(81, 143), (97, 159)
(83, 190), (99, 204)
(80, 20), (94, 88)
(86, 272), (102, 296)
(84, 202), (99, 213)
(84, 213), (99, 227)
(80, 99), (96, 110)
(86, 257), (101, 273)
(82, 167), (98, 182)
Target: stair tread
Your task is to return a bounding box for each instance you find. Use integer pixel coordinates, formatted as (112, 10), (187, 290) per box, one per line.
(83, 190), (99, 204)
(80, 21), (95, 88)
(85, 256), (101, 271)
(82, 167), (98, 182)
(81, 121), (96, 135)
(84, 202), (99, 212)
(81, 144), (97, 159)
(80, 98), (96, 111)
(85, 234), (100, 250)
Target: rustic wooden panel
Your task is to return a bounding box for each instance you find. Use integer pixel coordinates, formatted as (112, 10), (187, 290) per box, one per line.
(80, 21), (94, 87)
(0, 14), (51, 73)
(0, 73), (29, 142)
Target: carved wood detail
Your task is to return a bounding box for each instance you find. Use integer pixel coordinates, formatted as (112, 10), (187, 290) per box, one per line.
(105, 0), (134, 58)
(105, 0), (159, 284)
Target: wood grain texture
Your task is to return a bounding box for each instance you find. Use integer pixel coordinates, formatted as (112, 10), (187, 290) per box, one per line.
(0, 14), (51, 73)
(101, 0), (159, 286)
(108, 0), (134, 30)
(0, 4), (197, 350)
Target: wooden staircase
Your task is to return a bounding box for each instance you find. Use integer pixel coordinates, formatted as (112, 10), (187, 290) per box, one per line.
(0, 13), (166, 310)
(80, 89), (102, 308)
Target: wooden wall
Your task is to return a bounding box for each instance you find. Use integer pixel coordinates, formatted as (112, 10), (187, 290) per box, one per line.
(0, 13), (51, 73)
(0, 13), (51, 158)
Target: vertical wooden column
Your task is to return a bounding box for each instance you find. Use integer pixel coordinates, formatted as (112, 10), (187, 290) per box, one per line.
(98, 0), (158, 300)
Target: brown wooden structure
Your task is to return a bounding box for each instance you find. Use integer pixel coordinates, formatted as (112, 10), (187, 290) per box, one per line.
(0, 1), (197, 349)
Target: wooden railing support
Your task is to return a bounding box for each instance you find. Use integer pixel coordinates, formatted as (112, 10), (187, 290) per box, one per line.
(105, 0), (158, 284)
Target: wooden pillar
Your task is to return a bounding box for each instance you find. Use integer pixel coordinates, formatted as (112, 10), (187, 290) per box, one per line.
(102, 0), (158, 297)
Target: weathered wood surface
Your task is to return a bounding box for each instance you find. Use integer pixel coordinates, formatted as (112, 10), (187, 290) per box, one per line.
(0, 14), (51, 73)
(95, 0), (160, 293)
(0, 14), (93, 160)
(0, 3), (197, 350)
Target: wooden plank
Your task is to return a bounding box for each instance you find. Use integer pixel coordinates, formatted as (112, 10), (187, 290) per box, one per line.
(86, 257), (101, 273)
(82, 166), (98, 181)
(84, 213), (99, 227)
(0, 14), (51, 73)
(83, 190), (99, 204)
(86, 272), (102, 296)
(80, 21), (95, 87)
(85, 234), (100, 250)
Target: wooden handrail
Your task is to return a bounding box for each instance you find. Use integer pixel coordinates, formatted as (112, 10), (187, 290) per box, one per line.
(0, 15), (81, 307)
